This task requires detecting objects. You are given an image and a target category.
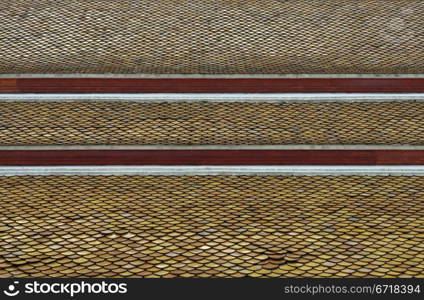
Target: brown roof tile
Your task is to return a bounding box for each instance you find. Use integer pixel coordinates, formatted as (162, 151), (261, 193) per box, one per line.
(1, 175), (423, 277)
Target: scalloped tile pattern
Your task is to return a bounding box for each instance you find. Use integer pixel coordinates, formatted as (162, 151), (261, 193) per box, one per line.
(1, 175), (423, 278)
(1, 101), (424, 145)
(1, 0), (423, 74)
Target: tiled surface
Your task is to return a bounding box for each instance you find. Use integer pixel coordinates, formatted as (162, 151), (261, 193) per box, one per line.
(1, 101), (424, 145)
(1, 0), (423, 74)
(0, 175), (423, 278)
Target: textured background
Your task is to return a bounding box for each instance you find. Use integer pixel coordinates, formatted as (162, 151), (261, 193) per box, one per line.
(1, 175), (423, 277)
(1, 0), (423, 74)
(1, 101), (424, 145)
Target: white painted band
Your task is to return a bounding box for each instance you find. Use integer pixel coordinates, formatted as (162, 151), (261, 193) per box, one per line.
(1, 166), (424, 176)
(1, 93), (424, 103)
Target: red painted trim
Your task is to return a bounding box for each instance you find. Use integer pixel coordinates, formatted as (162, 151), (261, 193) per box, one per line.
(0, 79), (17, 93)
(0, 78), (421, 93)
(0, 150), (423, 166)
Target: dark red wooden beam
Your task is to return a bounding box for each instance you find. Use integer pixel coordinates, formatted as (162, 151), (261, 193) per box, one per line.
(0, 150), (423, 166)
(0, 79), (17, 93)
(0, 78), (423, 93)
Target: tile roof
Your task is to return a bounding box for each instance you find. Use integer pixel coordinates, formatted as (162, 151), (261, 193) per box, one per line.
(1, 101), (424, 145)
(1, 0), (423, 74)
(1, 175), (423, 277)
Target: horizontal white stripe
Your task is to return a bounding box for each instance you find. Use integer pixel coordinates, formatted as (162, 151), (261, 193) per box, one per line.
(1, 74), (424, 78)
(1, 93), (424, 102)
(1, 166), (424, 176)
(0, 145), (423, 150)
